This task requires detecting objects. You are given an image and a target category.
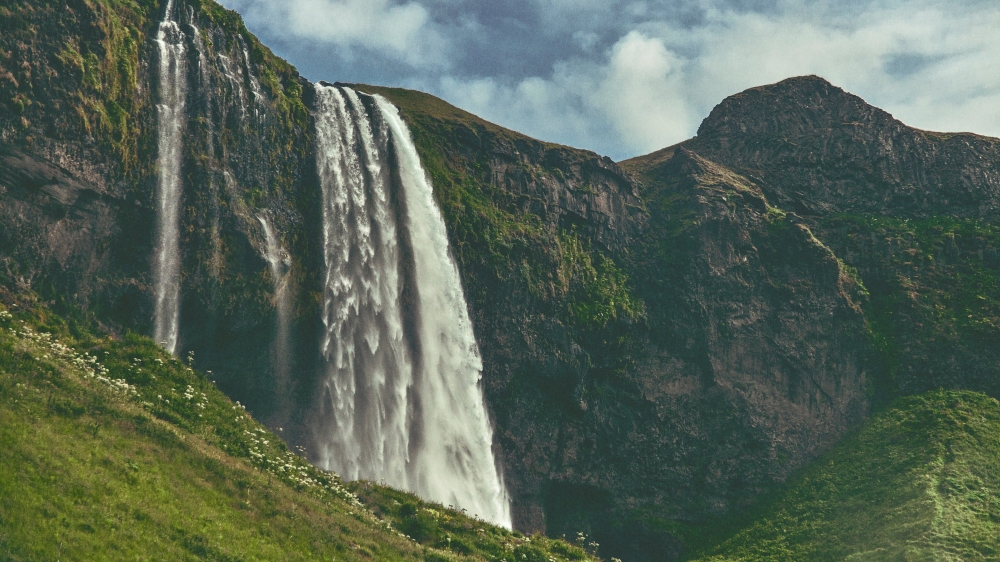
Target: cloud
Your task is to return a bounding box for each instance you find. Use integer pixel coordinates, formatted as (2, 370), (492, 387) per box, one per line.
(222, 0), (447, 67)
(221, 0), (1000, 159)
(593, 31), (695, 154)
(437, 32), (695, 158)
(439, 0), (1000, 159)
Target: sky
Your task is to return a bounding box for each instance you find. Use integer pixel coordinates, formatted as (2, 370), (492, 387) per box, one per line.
(218, 0), (1000, 161)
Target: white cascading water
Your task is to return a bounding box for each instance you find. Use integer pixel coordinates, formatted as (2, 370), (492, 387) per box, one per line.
(239, 38), (263, 119)
(257, 215), (292, 401)
(313, 84), (511, 527)
(152, 0), (187, 354)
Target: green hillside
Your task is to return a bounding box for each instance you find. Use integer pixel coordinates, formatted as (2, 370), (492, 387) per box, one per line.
(687, 390), (1000, 561)
(0, 289), (596, 562)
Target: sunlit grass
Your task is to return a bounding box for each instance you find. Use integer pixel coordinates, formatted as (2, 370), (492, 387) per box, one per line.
(686, 390), (1000, 561)
(0, 295), (593, 561)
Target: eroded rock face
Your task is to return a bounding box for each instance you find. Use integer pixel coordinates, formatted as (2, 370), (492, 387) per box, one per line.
(0, 0), (320, 437)
(493, 149), (869, 561)
(654, 75), (1000, 415)
(389, 95), (873, 559)
(0, 146), (149, 323)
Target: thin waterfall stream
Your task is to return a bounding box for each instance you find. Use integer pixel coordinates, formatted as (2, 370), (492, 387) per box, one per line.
(152, 0), (186, 354)
(313, 83), (511, 527)
(258, 214), (292, 414)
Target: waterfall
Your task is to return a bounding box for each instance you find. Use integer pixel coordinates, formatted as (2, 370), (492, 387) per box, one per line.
(258, 214), (292, 411)
(313, 84), (511, 527)
(152, 0), (187, 354)
(239, 37), (263, 119)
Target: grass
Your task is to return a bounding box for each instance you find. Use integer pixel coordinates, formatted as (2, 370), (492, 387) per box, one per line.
(0, 289), (597, 562)
(685, 390), (1000, 561)
(351, 482), (599, 562)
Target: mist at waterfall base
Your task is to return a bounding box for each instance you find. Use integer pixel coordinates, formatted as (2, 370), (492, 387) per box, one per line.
(312, 83), (511, 527)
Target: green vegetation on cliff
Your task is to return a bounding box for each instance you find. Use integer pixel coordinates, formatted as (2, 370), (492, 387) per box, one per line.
(0, 289), (596, 562)
(1, 0), (158, 173)
(0, 0), (307, 177)
(355, 84), (644, 336)
(817, 214), (1000, 402)
(688, 390), (1000, 561)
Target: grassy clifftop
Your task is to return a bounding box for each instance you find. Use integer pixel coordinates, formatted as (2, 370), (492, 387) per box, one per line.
(0, 289), (596, 562)
(687, 390), (1000, 561)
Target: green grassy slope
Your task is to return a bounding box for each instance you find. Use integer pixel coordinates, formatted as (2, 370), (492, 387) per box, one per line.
(0, 290), (596, 562)
(687, 390), (1000, 561)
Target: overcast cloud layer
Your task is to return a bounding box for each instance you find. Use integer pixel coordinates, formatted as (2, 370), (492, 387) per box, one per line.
(220, 0), (1000, 160)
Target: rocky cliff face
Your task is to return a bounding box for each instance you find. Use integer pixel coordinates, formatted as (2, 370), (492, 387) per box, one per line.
(0, 0), (320, 435)
(359, 87), (871, 561)
(642, 76), (1000, 410)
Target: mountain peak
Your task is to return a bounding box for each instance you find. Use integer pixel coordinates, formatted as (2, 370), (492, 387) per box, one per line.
(673, 75), (1000, 219)
(696, 75), (892, 141)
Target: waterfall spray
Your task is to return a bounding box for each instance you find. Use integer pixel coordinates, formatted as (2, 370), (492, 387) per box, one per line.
(152, 0), (187, 354)
(313, 84), (510, 527)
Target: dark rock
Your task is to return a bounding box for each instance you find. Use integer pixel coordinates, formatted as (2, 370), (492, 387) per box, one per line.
(681, 75), (1000, 219)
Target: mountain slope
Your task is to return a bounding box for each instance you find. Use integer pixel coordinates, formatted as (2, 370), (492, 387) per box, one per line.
(620, 76), (1000, 559)
(0, 290), (596, 562)
(623, 75), (1000, 408)
(688, 390), (1000, 561)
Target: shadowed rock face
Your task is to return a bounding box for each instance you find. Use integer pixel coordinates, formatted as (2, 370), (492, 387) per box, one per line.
(0, 146), (150, 325)
(374, 88), (872, 558)
(0, 0), (323, 441)
(534, 148), (869, 561)
(645, 75), (1000, 407)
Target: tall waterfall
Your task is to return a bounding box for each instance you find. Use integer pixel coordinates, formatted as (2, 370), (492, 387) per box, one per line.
(313, 83), (510, 527)
(152, 0), (187, 354)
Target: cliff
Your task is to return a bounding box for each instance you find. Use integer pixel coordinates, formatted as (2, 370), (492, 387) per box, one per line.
(628, 75), (1000, 409)
(338, 84), (870, 560)
(0, 0), (319, 437)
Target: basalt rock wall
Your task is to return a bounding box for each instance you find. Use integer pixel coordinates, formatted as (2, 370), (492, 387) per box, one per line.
(364, 87), (872, 561)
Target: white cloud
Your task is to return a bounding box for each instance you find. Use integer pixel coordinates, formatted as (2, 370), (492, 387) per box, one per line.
(439, 0), (1000, 159)
(222, 0), (447, 67)
(593, 32), (695, 154)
